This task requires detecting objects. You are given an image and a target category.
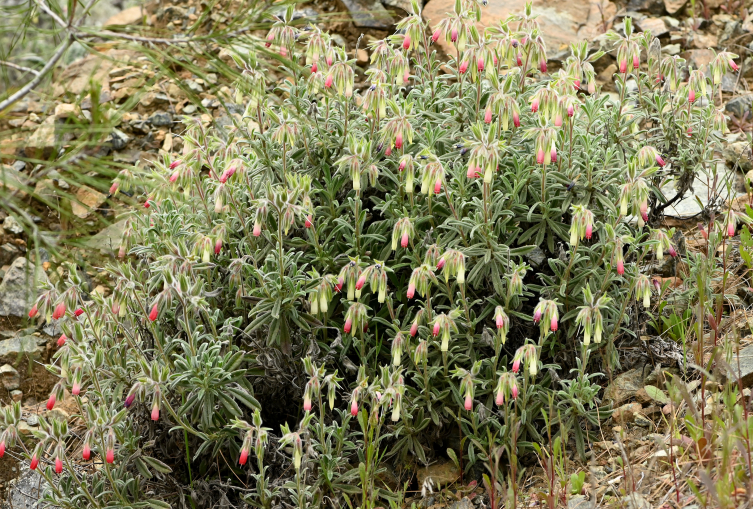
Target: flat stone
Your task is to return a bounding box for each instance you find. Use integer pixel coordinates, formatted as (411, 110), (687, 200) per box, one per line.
(382, 0), (412, 13)
(24, 117), (58, 159)
(725, 94), (753, 118)
(423, 0), (615, 59)
(664, 0), (687, 14)
(613, 402), (642, 424)
(54, 103), (78, 119)
(0, 364), (20, 390)
(2, 216), (23, 234)
(449, 497), (473, 509)
(634, 414), (652, 427)
(626, 0), (665, 14)
(0, 243), (20, 267)
(604, 368), (644, 406)
(150, 111), (173, 126)
(341, 0), (393, 29)
(683, 49), (715, 72)
(108, 128), (130, 150)
(84, 219), (127, 255)
(357, 48), (369, 66)
(568, 495), (594, 509)
(620, 492), (651, 509)
(105, 6), (144, 26)
(661, 162), (740, 218)
(5, 469), (48, 509)
(0, 258), (49, 318)
(10, 389), (22, 402)
(637, 17), (667, 37)
(71, 185), (107, 219)
(0, 335), (47, 362)
(725, 343), (753, 387)
(416, 460), (460, 490)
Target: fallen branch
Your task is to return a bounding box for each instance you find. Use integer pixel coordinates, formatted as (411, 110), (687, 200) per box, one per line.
(0, 60), (41, 76)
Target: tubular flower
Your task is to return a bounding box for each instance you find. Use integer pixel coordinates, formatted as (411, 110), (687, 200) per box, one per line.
(338, 259), (363, 301)
(495, 372), (519, 405)
(309, 274), (339, 315)
(413, 339), (428, 365)
(452, 361), (482, 412)
(569, 205), (595, 245)
(635, 274), (652, 308)
(575, 287), (611, 346)
(437, 249), (466, 285)
(533, 299), (559, 336)
(419, 152), (447, 195)
(392, 217), (415, 251)
(407, 264), (438, 300)
(391, 332), (406, 366)
(650, 228), (677, 260)
(710, 51), (739, 85)
(513, 343), (539, 377)
(343, 302), (368, 336)
(357, 262), (391, 303)
(432, 311), (461, 352)
(493, 306), (509, 345)
(723, 210), (752, 237)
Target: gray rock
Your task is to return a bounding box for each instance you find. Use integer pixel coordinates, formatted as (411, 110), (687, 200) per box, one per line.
(525, 246), (547, 268)
(0, 243), (20, 266)
(725, 343), (753, 387)
(603, 368), (644, 406)
(10, 389), (22, 401)
(723, 142), (753, 172)
(341, 0), (393, 28)
(184, 79), (203, 93)
(113, 149), (141, 164)
(150, 111), (173, 126)
(626, 0), (665, 15)
(3, 469), (49, 509)
(3, 215), (23, 234)
(12, 160), (26, 172)
(109, 128), (130, 150)
(0, 335), (47, 362)
(727, 95), (753, 119)
(0, 258), (48, 317)
(84, 219), (127, 255)
(620, 493), (651, 509)
(634, 414), (652, 427)
(382, 0), (413, 13)
(449, 497), (474, 509)
(0, 363), (20, 390)
(183, 104), (197, 114)
(568, 495), (594, 509)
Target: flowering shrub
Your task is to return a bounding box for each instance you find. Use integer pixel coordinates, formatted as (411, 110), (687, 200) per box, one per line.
(0, 1), (739, 507)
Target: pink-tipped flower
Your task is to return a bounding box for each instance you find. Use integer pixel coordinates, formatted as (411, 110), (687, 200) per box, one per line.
(554, 114), (562, 127)
(52, 302), (66, 320)
(574, 79), (581, 90)
(215, 238), (222, 255)
(395, 133), (403, 149)
(401, 232), (409, 248)
(451, 28), (458, 42)
(512, 359), (520, 373)
(640, 203), (648, 222)
(699, 223), (708, 240)
(668, 245), (677, 258)
(344, 318), (352, 334)
(495, 389), (504, 406)
(531, 98), (539, 113)
(550, 147), (557, 163)
(516, 53), (523, 66)
(55, 457), (63, 474)
(688, 88), (696, 103)
(325, 75), (333, 88)
(728, 221), (735, 237)
(124, 393), (136, 408)
(350, 399), (358, 416)
(513, 112), (521, 128)
(385, 146), (392, 156)
(109, 181), (119, 194)
(512, 384), (519, 399)
(74, 308), (84, 317)
(656, 154), (665, 167)
(72, 383), (80, 396)
(539, 60), (547, 73)
(28, 304), (38, 319)
(356, 275), (367, 291)
(303, 395), (312, 412)
(335, 277), (344, 293)
(432, 322), (440, 337)
(0, 441), (5, 458)
(459, 61), (468, 74)
(617, 260), (624, 276)
(437, 258), (446, 270)
(730, 59), (739, 71)
(151, 403), (160, 421)
(585, 224), (592, 240)
(326, 55), (333, 66)
(57, 334), (66, 347)
(170, 169), (179, 182)
(144, 200), (151, 209)
(533, 309), (542, 323)
(619, 59), (627, 74)
(305, 215), (313, 228)
(477, 57), (484, 72)
(410, 322), (418, 337)
(30, 455), (38, 470)
(311, 61), (318, 73)
(632, 54), (640, 70)
(432, 28), (441, 42)
(253, 223), (262, 236)
(484, 108), (492, 124)
(467, 166), (479, 179)
(148, 304), (159, 322)
(496, 314), (504, 329)
(169, 160), (181, 170)
(550, 317), (558, 332)
(407, 283), (415, 299)
(434, 179), (441, 195)
(265, 33), (273, 48)
(399, 160), (406, 171)
(464, 394), (472, 411)
(403, 35), (411, 50)
(239, 449), (248, 465)
(567, 104), (574, 118)
(536, 149), (544, 165)
(82, 444), (90, 461)
(106, 449), (114, 464)
(46, 394), (56, 411)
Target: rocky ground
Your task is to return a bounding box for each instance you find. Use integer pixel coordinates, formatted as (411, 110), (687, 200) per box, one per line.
(3, 0), (753, 506)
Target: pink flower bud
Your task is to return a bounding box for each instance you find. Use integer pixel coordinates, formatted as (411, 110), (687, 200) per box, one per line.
(398, 160), (406, 171)
(335, 277), (344, 293)
(30, 455), (38, 470)
(437, 258), (446, 270)
(496, 315), (504, 329)
(52, 302), (66, 320)
(632, 54), (640, 70)
(82, 444), (90, 460)
(169, 160), (181, 170)
(351, 399), (358, 416)
(404, 69), (410, 83)
(688, 89), (695, 103)
(305, 215), (313, 228)
(325, 75), (333, 88)
(699, 223), (708, 240)
(47, 394), (56, 411)
(432, 28), (441, 42)
(125, 393), (135, 408)
(239, 449), (248, 465)
(574, 79), (581, 90)
(215, 238), (222, 255)
(149, 304), (159, 322)
(484, 108), (492, 124)
(0, 441), (4, 458)
(464, 394), (472, 411)
(531, 98), (539, 113)
(730, 59), (739, 71)
(55, 457), (63, 474)
(516, 53), (522, 66)
(554, 114), (562, 127)
(619, 60), (627, 74)
(656, 154), (665, 167)
(550, 148), (557, 163)
(432, 322), (440, 337)
(326, 56), (333, 66)
(311, 61), (318, 73)
(550, 317), (558, 332)
(512, 384), (518, 399)
(106, 449), (114, 464)
(477, 57), (484, 72)
(451, 28), (458, 42)
(668, 245), (677, 258)
(567, 105), (574, 117)
(459, 61), (468, 74)
(72, 383), (80, 396)
(344, 318), (352, 334)
(385, 146), (392, 156)
(728, 222), (735, 237)
(617, 260), (624, 275)
(151, 403), (160, 421)
(144, 200), (151, 209)
(495, 390), (504, 406)
(401, 232), (409, 248)
(512, 359), (520, 373)
(539, 60), (547, 73)
(536, 149), (544, 164)
(533, 309), (542, 323)
(395, 133), (403, 149)
(74, 308), (84, 317)
(28, 305), (38, 319)
(57, 334), (66, 347)
(588, 82), (595, 94)
(434, 179), (441, 195)
(410, 322), (418, 337)
(356, 275), (366, 290)
(493, 55), (498, 65)
(303, 397), (312, 412)
(110, 181), (119, 194)
(403, 34), (411, 50)
(253, 223), (262, 236)
(467, 166), (479, 178)
(407, 283), (415, 299)
(586, 224), (592, 239)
